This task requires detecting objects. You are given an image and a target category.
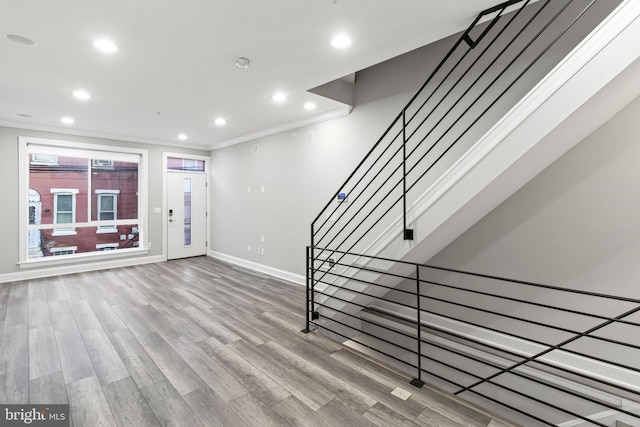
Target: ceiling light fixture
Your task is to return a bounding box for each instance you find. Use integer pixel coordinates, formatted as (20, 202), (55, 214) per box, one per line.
(178, 134), (188, 141)
(93, 39), (118, 53)
(214, 117), (226, 126)
(272, 93), (287, 103)
(73, 89), (91, 100)
(331, 34), (352, 49)
(304, 102), (317, 111)
(61, 116), (75, 125)
(234, 57), (251, 69)
(6, 34), (36, 46)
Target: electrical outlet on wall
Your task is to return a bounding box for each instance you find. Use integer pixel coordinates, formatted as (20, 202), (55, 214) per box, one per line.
(247, 244), (251, 252)
(261, 247), (265, 256)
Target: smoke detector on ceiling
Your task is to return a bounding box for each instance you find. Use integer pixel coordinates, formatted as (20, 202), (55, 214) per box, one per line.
(235, 57), (251, 69)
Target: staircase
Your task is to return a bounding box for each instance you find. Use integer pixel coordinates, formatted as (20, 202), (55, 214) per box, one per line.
(303, 0), (640, 426)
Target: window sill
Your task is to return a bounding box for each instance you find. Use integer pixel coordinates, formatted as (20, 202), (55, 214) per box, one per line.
(96, 228), (118, 234)
(18, 247), (149, 269)
(52, 229), (77, 236)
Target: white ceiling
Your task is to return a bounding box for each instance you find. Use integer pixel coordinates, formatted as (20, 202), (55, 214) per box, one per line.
(0, 0), (504, 150)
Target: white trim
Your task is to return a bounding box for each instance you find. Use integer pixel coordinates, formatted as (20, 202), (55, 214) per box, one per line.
(2, 254), (163, 283)
(28, 219), (139, 230)
(96, 228), (118, 234)
(1, 105), (351, 152)
(26, 138), (142, 162)
(208, 250), (305, 286)
(51, 229), (77, 237)
(211, 105), (352, 150)
(50, 188), (79, 194)
(19, 247), (149, 268)
(1, 121), (211, 151)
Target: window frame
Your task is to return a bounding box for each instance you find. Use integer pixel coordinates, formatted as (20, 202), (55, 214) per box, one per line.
(18, 136), (149, 267)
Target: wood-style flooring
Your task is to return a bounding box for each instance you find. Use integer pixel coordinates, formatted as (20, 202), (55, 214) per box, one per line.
(0, 256), (518, 427)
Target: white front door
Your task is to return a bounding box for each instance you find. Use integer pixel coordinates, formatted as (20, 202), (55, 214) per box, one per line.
(167, 172), (207, 259)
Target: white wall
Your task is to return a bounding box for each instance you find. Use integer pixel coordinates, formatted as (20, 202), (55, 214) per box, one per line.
(209, 90), (414, 278)
(429, 92), (640, 299)
(0, 126), (209, 280)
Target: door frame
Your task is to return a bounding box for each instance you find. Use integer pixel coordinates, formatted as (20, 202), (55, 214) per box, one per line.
(162, 152), (211, 261)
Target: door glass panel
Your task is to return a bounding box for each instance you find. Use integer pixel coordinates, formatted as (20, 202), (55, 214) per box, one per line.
(184, 178), (191, 246)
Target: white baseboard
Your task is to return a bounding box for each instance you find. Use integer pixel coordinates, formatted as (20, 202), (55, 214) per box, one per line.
(0, 255), (165, 284)
(208, 250), (305, 286)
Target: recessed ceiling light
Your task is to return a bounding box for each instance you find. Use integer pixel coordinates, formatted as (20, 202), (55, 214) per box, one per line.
(93, 39), (118, 53)
(214, 117), (226, 126)
(73, 89), (91, 100)
(331, 34), (352, 49)
(235, 57), (251, 69)
(6, 34), (36, 46)
(61, 116), (75, 125)
(272, 93), (287, 103)
(178, 134), (188, 141)
(304, 102), (317, 111)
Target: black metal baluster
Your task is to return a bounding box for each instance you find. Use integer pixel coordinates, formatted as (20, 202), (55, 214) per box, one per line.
(410, 265), (424, 388)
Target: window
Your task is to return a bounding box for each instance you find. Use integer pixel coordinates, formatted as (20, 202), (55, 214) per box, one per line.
(167, 157), (205, 172)
(96, 190), (119, 233)
(96, 243), (119, 251)
(31, 153), (58, 165)
(92, 159), (114, 168)
(51, 189), (78, 236)
(50, 246), (77, 256)
(19, 136), (147, 263)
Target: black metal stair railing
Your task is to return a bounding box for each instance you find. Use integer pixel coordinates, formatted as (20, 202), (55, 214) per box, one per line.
(301, 0), (636, 425)
(305, 247), (640, 427)
(308, 0), (621, 276)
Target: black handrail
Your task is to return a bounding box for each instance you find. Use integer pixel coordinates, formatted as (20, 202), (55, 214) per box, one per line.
(305, 246), (640, 426)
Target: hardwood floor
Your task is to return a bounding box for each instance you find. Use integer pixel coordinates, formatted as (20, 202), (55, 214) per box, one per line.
(0, 257), (520, 427)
